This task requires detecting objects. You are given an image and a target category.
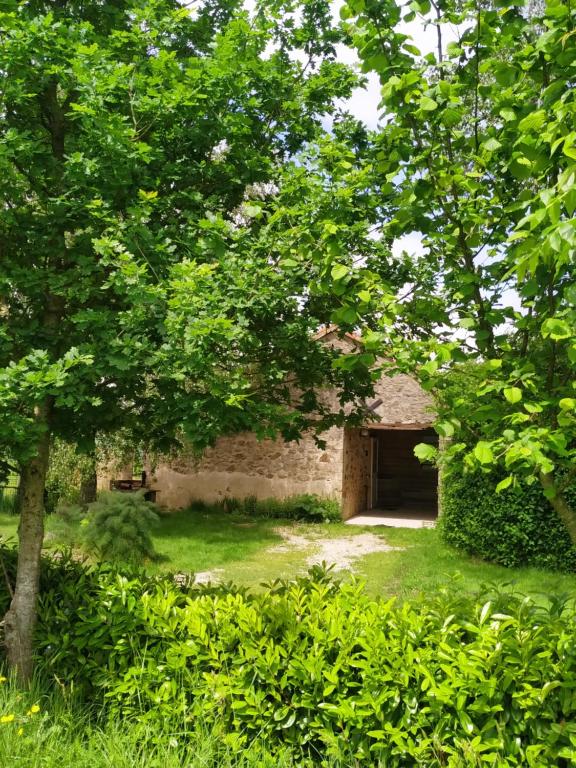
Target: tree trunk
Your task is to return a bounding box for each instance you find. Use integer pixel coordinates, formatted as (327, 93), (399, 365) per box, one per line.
(80, 466), (97, 506)
(3, 402), (51, 683)
(539, 471), (576, 546)
(80, 439), (98, 507)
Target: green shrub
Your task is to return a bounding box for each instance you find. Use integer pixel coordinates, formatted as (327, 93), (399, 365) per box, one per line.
(441, 469), (576, 572)
(288, 493), (341, 522)
(1, 548), (576, 766)
(81, 491), (160, 565)
(200, 494), (341, 523)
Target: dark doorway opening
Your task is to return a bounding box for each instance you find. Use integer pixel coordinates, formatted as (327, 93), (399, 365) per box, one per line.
(369, 428), (438, 517)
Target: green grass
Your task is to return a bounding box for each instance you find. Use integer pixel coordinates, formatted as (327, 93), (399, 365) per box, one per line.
(0, 511), (19, 541)
(0, 677), (348, 768)
(148, 510), (285, 575)
(355, 526), (576, 601)
(3, 506), (576, 601)
(148, 510), (576, 600)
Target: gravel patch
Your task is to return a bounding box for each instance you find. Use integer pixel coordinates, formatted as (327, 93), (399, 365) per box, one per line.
(180, 529), (401, 585)
(193, 568), (224, 584)
(269, 529), (401, 572)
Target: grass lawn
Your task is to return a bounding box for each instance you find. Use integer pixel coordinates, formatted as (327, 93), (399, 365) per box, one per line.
(0, 511), (18, 542)
(356, 526), (576, 601)
(2, 507), (576, 600)
(150, 509), (576, 600)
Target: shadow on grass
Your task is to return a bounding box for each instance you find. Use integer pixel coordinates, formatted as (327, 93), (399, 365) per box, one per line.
(150, 509), (286, 573)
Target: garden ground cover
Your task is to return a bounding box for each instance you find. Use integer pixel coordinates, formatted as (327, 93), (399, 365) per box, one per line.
(0, 676), (321, 768)
(1, 508), (576, 600)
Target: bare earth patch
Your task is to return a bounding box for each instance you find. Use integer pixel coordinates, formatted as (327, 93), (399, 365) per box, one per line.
(191, 527), (401, 584)
(269, 528), (402, 572)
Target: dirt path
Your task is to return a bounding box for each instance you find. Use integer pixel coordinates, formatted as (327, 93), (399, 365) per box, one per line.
(191, 527), (400, 584)
(269, 528), (401, 572)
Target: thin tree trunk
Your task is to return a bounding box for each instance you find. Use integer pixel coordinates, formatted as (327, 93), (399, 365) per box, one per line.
(539, 471), (576, 546)
(80, 465), (97, 506)
(3, 401), (51, 683)
(80, 434), (98, 507)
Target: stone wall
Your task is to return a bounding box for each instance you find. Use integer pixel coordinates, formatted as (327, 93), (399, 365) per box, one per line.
(371, 373), (435, 427)
(341, 428), (371, 520)
(150, 427), (344, 509)
(97, 330), (436, 516)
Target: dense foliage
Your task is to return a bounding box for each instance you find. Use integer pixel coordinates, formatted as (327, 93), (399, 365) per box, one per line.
(0, 0), (397, 675)
(198, 493), (342, 523)
(441, 469), (576, 572)
(0, 0), (383, 469)
(53, 491), (160, 563)
(81, 491), (160, 564)
(341, 0), (576, 540)
(1, 550), (575, 766)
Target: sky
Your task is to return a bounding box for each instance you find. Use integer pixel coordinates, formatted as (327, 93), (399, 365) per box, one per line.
(328, 0), (458, 130)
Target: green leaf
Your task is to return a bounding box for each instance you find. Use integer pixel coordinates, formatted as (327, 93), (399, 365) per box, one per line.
(496, 475), (513, 492)
(474, 441), (494, 465)
(446, 42), (463, 56)
(518, 110), (546, 132)
(541, 318), (571, 340)
(559, 398), (575, 411)
(500, 108), (516, 122)
(414, 443), (437, 462)
(419, 96), (438, 111)
(483, 137), (502, 152)
(436, 421), (455, 438)
(331, 264), (348, 281)
(243, 203), (262, 218)
(503, 387), (522, 404)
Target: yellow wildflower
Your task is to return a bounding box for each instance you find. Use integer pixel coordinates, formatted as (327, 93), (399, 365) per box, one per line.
(17, 727), (23, 736)
(26, 704), (40, 716)
(1, 714), (15, 723)
(0, 676), (7, 683)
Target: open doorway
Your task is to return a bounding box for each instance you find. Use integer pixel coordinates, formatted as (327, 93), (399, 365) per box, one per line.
(369, 428), (438, 517)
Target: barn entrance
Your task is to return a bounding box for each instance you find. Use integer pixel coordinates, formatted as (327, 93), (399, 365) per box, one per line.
(369, 427), (438, 516)
(341, 426), (438, 521)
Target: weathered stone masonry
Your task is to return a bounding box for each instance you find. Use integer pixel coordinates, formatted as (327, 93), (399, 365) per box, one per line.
(99, 331), (437, 518)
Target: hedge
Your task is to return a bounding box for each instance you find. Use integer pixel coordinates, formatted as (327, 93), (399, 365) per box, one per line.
(2, 548), (576, 766)
(440, 469), (576, 572)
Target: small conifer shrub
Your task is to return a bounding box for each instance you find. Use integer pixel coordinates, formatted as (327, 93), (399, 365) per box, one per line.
(81, 491), (159, 565)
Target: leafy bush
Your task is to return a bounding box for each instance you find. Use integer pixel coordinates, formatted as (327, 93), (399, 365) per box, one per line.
(45, 439), (91, 511)
(441, 469), (576, 572)
(1, 548), (576, 766)
(81, 491), (160, 565)
(210, 494), (341, 523)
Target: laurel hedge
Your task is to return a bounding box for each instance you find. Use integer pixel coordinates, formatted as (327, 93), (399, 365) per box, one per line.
(440, 469), (576, 572)
(2, 548), (576, 766)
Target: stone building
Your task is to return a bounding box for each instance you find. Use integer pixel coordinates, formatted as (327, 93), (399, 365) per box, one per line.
(141, 329), (438, 520)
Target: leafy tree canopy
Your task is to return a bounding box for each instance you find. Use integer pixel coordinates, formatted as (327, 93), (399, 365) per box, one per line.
(0, 0), (406, 677)
(0, 0), (399, 471)
(341, 0), (576, 538)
